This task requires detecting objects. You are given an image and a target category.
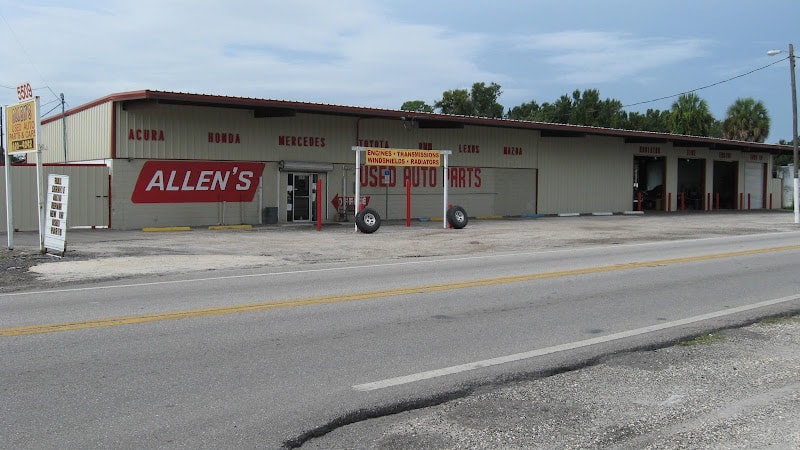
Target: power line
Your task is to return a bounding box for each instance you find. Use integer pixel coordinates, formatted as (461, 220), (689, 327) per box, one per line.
(622, 57), (788, 109)
(0, 11), (62, 106)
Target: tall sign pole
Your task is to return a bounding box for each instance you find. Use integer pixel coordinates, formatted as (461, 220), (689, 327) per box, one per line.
(6, 82), (44, 251)
(3, 106), (12, 249)
(35, 97), (45, 251)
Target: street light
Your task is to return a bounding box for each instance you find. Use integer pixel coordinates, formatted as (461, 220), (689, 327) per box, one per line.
(768, 44), (799, 224)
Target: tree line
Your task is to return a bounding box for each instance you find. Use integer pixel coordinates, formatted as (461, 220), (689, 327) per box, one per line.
(401, 82), (784, 162)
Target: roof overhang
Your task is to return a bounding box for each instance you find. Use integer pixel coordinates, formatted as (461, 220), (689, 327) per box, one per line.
(42, 89), (793, 156)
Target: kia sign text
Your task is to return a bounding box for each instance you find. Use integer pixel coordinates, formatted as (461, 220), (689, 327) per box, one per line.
(132, 161), (265, 203)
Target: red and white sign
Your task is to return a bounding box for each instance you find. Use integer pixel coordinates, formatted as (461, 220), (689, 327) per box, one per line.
(132, 161), (265, 203)
(330, 194), (370, 209)
(17, 82), (33, 102)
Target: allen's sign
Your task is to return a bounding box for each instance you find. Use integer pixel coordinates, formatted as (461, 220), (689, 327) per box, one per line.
(132, 161), (265, 203)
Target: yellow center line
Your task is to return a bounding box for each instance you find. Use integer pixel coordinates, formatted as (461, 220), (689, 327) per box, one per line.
(2, 244), (799, 337)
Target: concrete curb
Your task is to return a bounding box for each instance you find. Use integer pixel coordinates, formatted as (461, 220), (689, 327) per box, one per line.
(142, 226), (192, 232)
(208, 224), (253, 230)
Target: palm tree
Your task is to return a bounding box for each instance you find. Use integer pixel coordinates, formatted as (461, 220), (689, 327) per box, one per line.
(670, 93), (715, 136)
(722, 97), (770, 142)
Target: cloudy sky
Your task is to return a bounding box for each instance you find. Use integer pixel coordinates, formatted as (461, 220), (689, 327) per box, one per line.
(0, 0), (798, 142)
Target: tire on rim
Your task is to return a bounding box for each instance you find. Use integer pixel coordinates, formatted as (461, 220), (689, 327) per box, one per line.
(446, 205), (468, 229)
(356, 208), (381, 233)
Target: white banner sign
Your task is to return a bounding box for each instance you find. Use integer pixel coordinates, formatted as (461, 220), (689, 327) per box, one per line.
(44, 174), (69, 255)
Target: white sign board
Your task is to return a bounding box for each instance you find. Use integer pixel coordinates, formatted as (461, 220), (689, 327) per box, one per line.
(44, 174), (69, 255)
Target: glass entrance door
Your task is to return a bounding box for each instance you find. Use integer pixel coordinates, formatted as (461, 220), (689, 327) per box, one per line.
(287, 173), (317, 222)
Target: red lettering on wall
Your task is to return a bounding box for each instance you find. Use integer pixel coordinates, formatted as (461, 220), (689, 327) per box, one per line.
(449, 167), (482, 188)
(458, 144), (480, 153)
(418, 142), (433, 150)
(359, 166), (397, 187)
(278, 135), (326, 147)
(357, 139), (390, 148)
(503, 146), (523, 155)
(128, 129), (166, 141)
(359, 166), (482, 188)
(402, 166), (438, 188)
(208, 132), (241, 144)
(638, 146), (661, 154)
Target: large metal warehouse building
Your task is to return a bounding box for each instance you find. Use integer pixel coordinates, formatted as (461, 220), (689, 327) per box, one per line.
(1, 90), (791, 231)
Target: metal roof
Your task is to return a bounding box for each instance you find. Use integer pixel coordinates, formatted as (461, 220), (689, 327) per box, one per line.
(44, 89), (792, 155)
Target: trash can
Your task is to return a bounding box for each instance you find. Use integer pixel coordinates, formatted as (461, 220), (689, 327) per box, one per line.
(264, 207), (278, 224)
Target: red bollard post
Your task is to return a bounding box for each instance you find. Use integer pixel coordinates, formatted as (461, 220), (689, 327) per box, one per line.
(667, 192), (672, 212)
(680, 192), (685, 211)
(747, 193), (751, 210)
(715, 192), (720, 210)
(637, 191), (643, 211)
(316, 179), (322, 231)
(770, 193), (773, 210)
(448, 204), (452, 228)
(406, 180), (411, 227)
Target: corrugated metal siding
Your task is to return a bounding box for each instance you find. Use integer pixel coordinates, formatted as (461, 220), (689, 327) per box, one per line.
(538, 136), (631, 214)
(356, 167), (536, 219)
(1, 164), (109, 232)
(34, 98), (781, 229)
(493, 168), (537, 215)
(353, 123), (538, 219)
(117, 105), (540, 169)
(111, 105), (543, 225)
(40, 102), (112, 163)
(357, 123), (537, 169)
(117, 105), (358, 163)
(110, 159), (268, 229)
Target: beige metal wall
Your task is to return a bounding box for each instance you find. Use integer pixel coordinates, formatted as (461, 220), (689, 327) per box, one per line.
(111, 105), (357, 228)
(36, 98), (781, 230)
(538, 136), (631, 214)
(1, 164), (109, 232)
(355, 124), (538, 219)
(109, 159), (268, 229)
(40, 102), (113, 163)
(116, 105), (357, 163)
(110, 103), (541, 226)
(352, 166), (537, 220)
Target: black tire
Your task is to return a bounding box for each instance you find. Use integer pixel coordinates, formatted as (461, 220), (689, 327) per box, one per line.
(356, 208), (381, 233)
(446, 205), (468, 229)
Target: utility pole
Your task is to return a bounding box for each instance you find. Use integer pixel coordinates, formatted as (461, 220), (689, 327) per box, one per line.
(768, 43), (799, 223)
(789, 43), (798, 224)
(61, 93), (67, 163)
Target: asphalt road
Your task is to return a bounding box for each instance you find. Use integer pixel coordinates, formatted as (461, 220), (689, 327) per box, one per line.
(1, 212), (800, 449)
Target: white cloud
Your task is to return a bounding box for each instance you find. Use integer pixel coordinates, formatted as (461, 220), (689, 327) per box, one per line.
(513, 31), (711, 85)
(0, 0), (493, 109)
(0, 1), (794, 142)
